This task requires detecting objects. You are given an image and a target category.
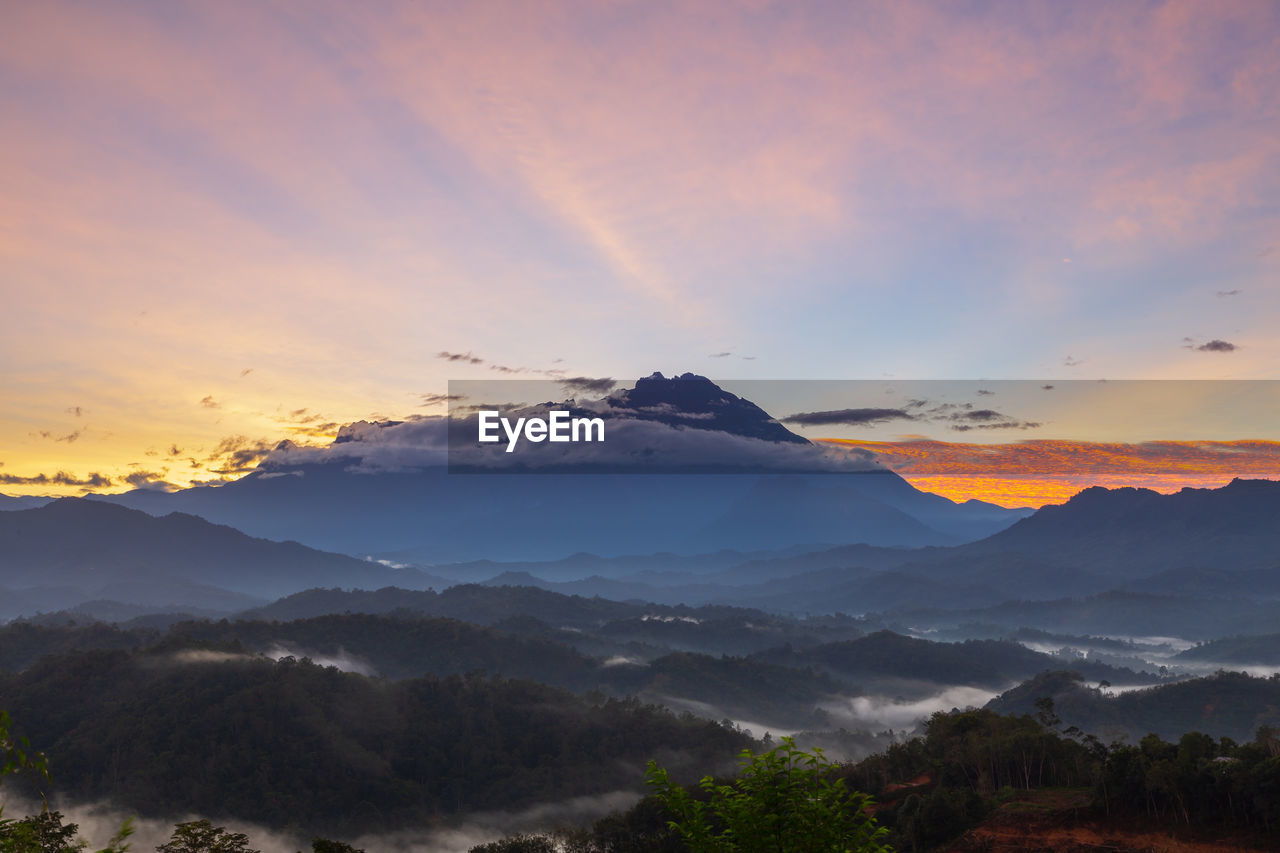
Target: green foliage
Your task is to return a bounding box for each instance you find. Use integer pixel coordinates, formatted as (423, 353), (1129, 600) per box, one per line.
(2, 650), (750, 833)
(0, 810), (85, 853)
(645, 736), (891, 853)
(467, 835), (557, 853)
(156, 821), (257, 853)
(0, 712), (133, 853)
(0, 711), (49, 785)
(0, 811), (132, 853)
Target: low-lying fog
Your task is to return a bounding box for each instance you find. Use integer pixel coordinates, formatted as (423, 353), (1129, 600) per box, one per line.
(651, 684), (1000, 753)
(818, 686), (1001, 731)
(0, 791), (641, 853)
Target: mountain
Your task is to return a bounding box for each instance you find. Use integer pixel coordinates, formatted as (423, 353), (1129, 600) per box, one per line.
(0, 648), (750, 834)
(959, 478), (1280, 578)
(1174, 633), (1280, 665)
(0, 494), (51, 511)
(688, 476), (959, 550)
(986, 669), (1280, 743)
(0, 499), (450, 616)
(888, 591), (1280, 639)
(605, 371), (810, 443)
(80, 373), (1026, 561)
(751, 630), (1157, 691)
(705, 477), (1280, 610)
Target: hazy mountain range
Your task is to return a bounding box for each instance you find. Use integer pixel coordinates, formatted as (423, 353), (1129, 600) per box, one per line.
(2, 375), (1277, 638)
(0, 498), (450, 619)
(3, 374), (1029, 562)
(2, 476), (1279, 637)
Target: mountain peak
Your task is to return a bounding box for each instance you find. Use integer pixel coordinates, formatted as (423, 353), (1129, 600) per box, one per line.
(611, 372), (809, 445)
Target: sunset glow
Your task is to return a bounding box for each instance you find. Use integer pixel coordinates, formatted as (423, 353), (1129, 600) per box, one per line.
(822, 439), (1280, 507)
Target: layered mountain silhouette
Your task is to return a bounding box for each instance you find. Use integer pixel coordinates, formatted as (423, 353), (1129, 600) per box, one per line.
(1, 477), (1278, 630)
(56, 373), (1027, 561)
(960, 478), (1280, 578)
(0, 498), (446, 617)
(3, 375), (1276, 627)
(454, 478), (1280, 621)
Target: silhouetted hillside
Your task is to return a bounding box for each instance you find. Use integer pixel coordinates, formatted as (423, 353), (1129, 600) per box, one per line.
(0, 649), (750, 834)
(986, 669), (1280, 742)
(0, 499), (446, 610)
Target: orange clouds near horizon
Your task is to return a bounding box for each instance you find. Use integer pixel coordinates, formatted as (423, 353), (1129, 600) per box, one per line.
(821, 438), (1280, 508)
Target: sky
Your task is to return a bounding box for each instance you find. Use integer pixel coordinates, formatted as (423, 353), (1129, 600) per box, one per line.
(2, 1), (1278, 502)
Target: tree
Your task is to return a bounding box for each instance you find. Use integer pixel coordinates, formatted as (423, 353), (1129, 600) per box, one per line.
(156, 822), (257, 853)
(0, 713), (131, 853)
(467, 836), (556, 853)
(645, 737), (891, 853)
(0, 811), (84, 853)
(0, 711), (48, 786)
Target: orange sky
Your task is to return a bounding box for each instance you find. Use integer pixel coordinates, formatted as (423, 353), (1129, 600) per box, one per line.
(822, 438), (1280, 507)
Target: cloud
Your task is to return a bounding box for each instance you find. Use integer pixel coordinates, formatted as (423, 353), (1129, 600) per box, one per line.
(436, 351), (570, 380)
(820, 686), (999, 731)
(417, 392), (465, 407)
(199, 395), (221, 409)
(437, 351), (484, 365)
(0, 471), (112, 488)
(259, 401), (886, 475)
(781, 408), (917, 427)
(491, 363), (568, 379)
(947, 409), (1042, 432)
(266, 644), (375, 676)
(560, 376), (616, 395)
(270, 408), (342, 439)
(172, 649), (255, 665)
(822, 437), (1280, 507)
(780, 397), (1042, 434)
(446, 407), (883, 473)
(121, 470), (177, 491)
(262, 417), (450, 473)
(348, 791), (642, 853)
(205, 436), (277, 475)
(35, 429), (83, 443)
(0, 797), (306, 853)
(1195, 339), (1237, 352)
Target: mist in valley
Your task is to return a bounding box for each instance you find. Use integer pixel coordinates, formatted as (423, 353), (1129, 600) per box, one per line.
(0, 792), (642, 853)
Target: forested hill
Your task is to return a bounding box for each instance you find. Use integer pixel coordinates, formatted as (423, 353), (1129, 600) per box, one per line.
(987, 670), (1280, 742)
(0, 612), (1162, 728)
(0, 648), (750, 834)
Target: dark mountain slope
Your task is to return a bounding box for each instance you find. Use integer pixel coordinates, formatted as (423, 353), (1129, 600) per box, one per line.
(986, 669), (1280, 742)
(0, 499), (446, 606)
(960, 478), (1280, 578)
